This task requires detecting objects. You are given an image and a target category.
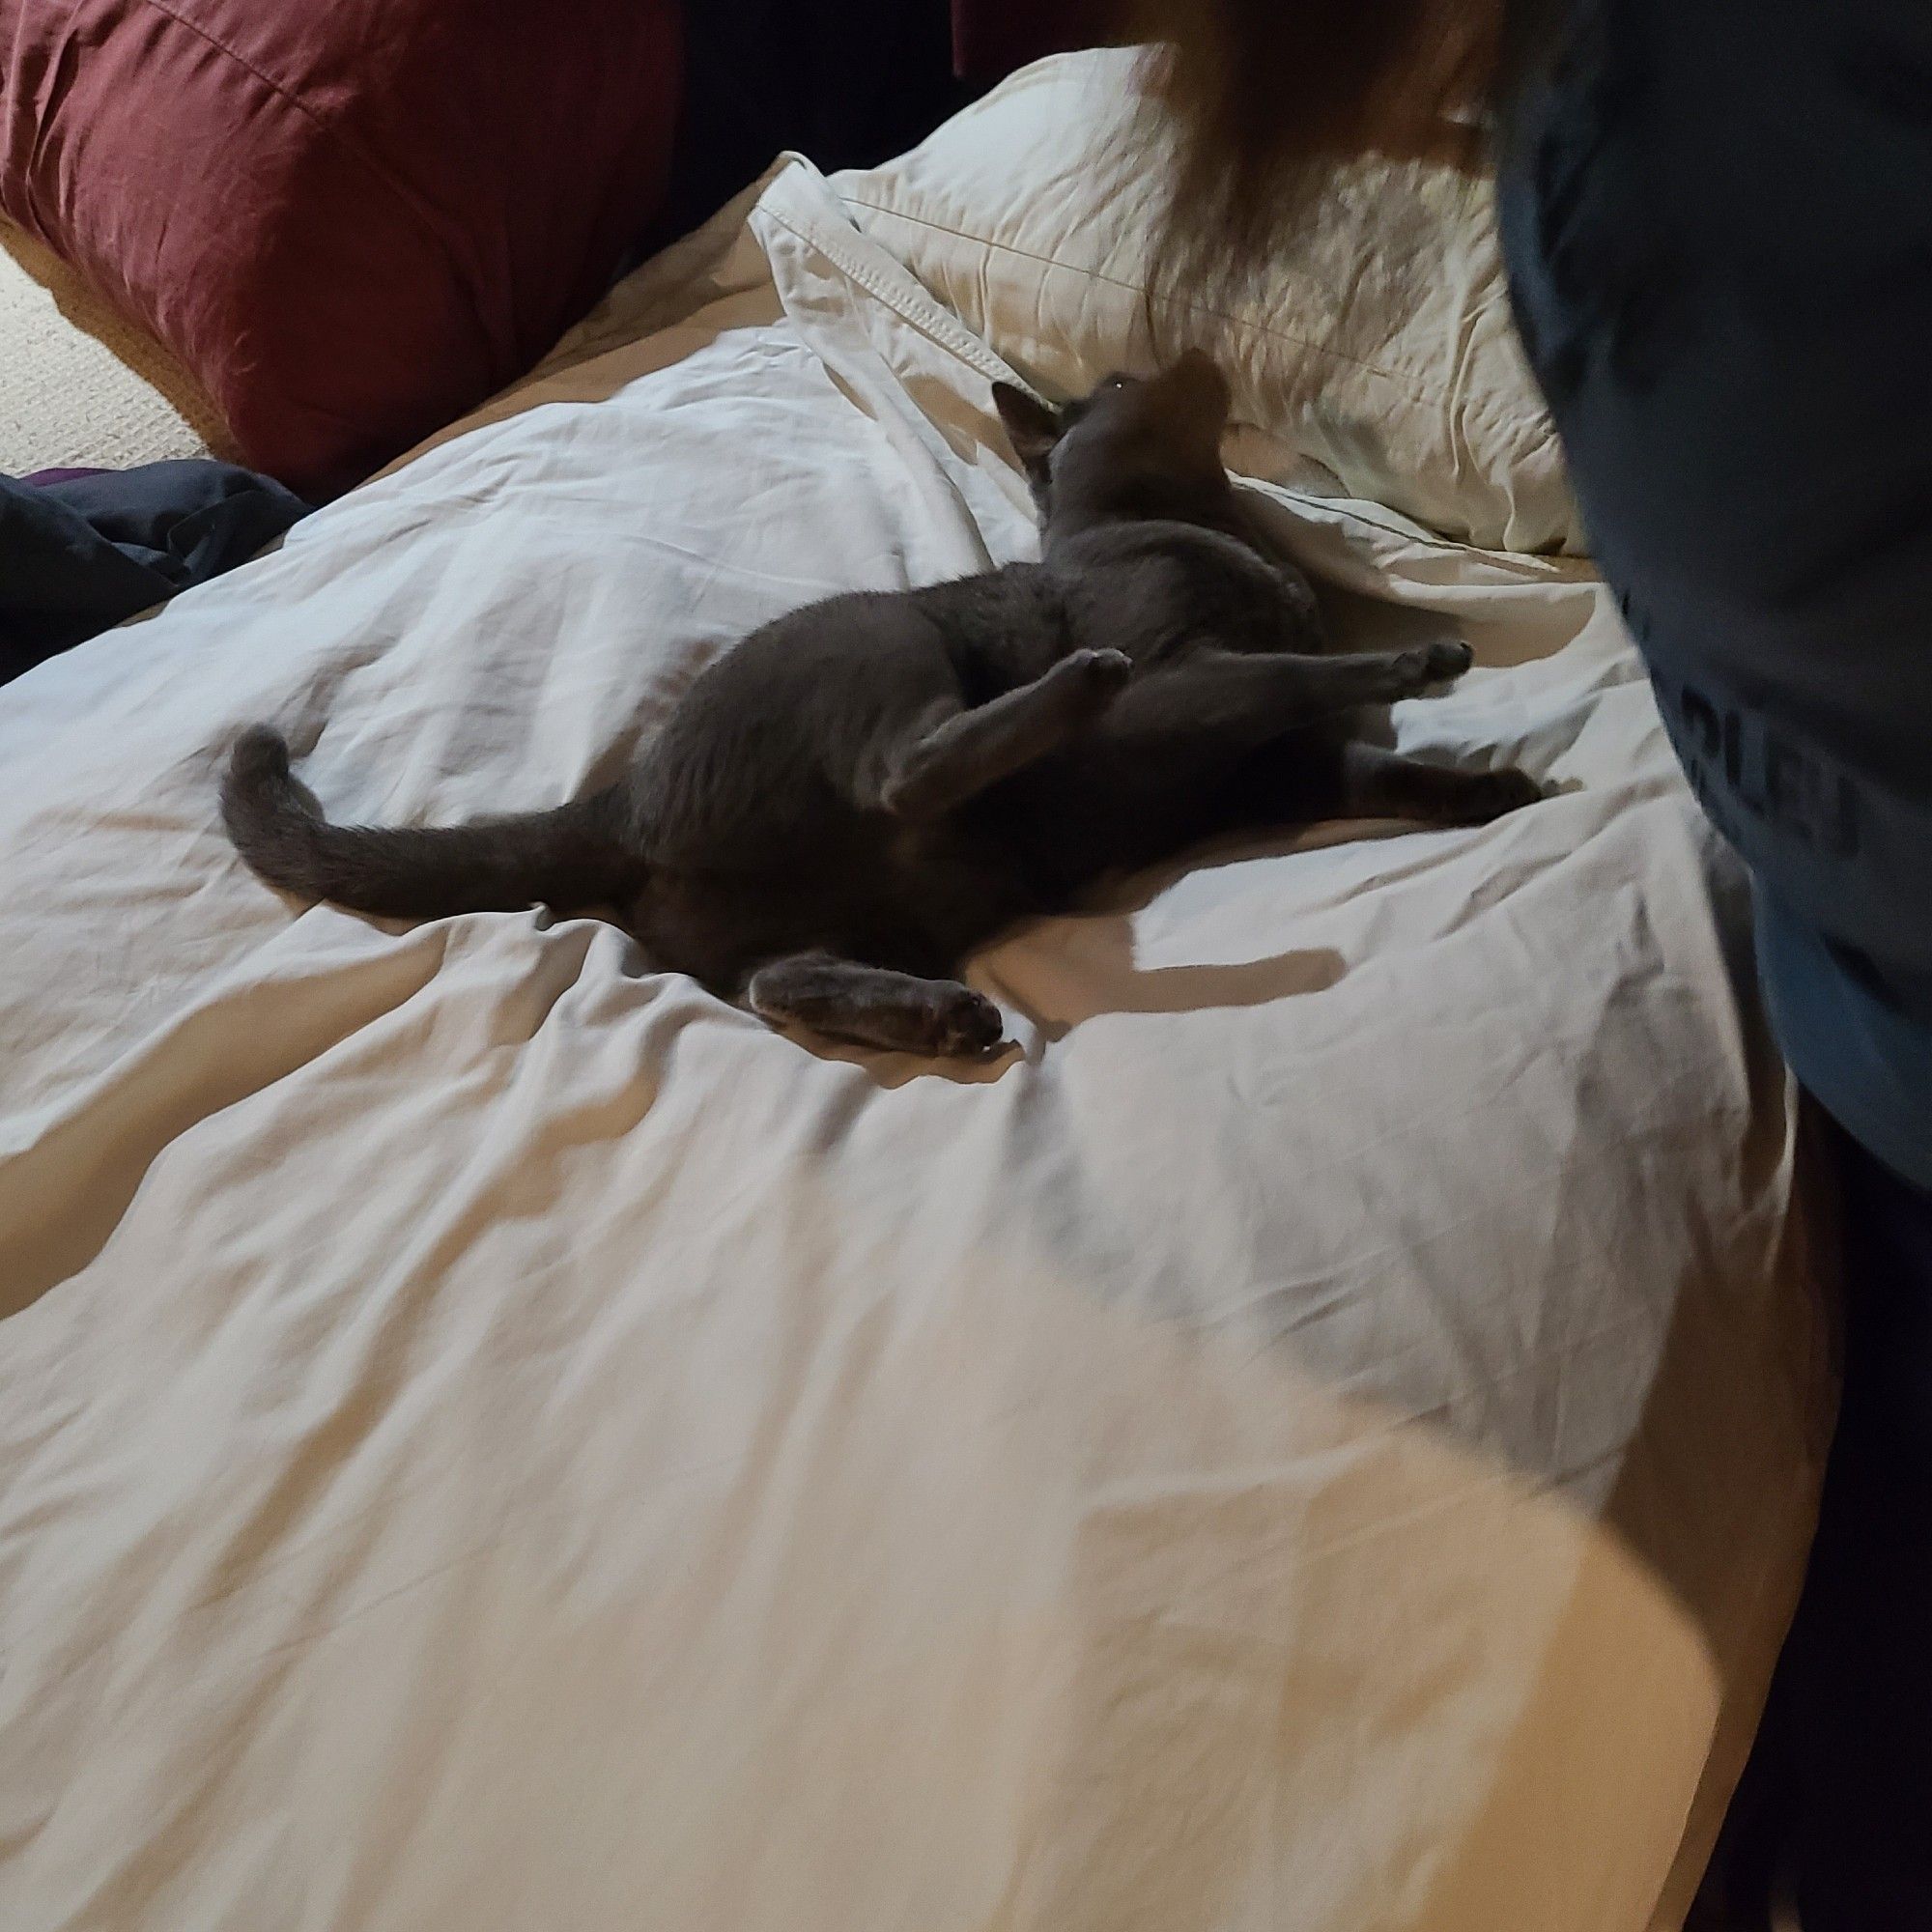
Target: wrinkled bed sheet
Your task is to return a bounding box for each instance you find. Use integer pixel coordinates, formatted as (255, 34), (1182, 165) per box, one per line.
(0, 162), (1828, 1932)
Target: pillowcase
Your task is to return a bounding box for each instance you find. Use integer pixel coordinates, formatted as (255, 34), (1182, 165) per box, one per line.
(836, 49), (1578, 554)
(0, 0), (682, 495)
(950, 0), (1121, 83)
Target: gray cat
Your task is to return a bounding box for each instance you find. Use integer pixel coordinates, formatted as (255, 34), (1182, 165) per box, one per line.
(222, 354), (1539, 1058)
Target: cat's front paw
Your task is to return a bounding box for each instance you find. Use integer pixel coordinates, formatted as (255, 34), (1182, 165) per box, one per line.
(1369, 639), (1474, 702)
(1412, 639), (1474, 684)
(929, 986), (1006, 1058)
(1067, 647), (1134, 693)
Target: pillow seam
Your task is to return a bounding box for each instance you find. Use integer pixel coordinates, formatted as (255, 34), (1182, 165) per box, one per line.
(128, 0), (497, 356)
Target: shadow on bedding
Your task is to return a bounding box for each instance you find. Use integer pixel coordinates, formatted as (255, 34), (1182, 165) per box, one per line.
(1416, 1104), (1836, 1928)
(784, 932), (1345, 1085)
(1002, 929), (1346, 1043)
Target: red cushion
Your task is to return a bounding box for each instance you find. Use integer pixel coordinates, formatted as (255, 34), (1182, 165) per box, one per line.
(951, 0), (1120, 82)
(1, 0), (682, 493)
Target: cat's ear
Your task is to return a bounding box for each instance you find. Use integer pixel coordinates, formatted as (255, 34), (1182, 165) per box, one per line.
(991, 383), (1063, 479)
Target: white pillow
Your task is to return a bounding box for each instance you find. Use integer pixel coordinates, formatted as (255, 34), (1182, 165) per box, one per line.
(835, 49), (1578, 555)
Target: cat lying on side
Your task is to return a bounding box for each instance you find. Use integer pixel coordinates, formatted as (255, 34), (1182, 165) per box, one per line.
(223, 353), (1539, 1058)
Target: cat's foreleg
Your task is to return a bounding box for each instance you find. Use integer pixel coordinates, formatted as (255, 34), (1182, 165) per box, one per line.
(1332, 744), (1543, 823)
(874, 648), (1131, 819)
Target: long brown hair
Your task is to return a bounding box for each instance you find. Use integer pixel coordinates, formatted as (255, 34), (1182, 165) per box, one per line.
(1132, 0), (1543, 322)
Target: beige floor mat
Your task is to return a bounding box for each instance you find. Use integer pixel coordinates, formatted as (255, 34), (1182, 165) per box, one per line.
(1, 220), (228, 475)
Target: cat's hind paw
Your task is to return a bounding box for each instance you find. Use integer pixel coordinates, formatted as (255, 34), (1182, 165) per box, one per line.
(1454, 767), (1544, 822)
(930, 986), (1007, 1058)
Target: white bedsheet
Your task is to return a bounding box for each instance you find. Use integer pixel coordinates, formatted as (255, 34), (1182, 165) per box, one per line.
(0, 162), (1828, 1932)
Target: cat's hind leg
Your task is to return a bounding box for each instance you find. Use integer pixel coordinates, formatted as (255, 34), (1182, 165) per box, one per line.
(874, 648), (1131, 819)
(1335, 743), (1543, 823)
(747, 952), (1006, 1058)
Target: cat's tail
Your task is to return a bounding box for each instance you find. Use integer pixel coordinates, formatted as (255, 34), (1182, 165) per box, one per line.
(221, 725), (638, 920)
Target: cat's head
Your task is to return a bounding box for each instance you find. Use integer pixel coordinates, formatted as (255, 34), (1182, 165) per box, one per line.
(991, 352), (1236, 535)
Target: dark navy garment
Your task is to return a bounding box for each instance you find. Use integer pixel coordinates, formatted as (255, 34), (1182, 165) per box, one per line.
(1, 460), (308, 684)
(1496, 11), (1932, 1925)
(1497, 0), (1932, 1186)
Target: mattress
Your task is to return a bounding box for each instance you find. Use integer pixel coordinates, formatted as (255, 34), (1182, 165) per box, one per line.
(0, 160), (1829, 1932)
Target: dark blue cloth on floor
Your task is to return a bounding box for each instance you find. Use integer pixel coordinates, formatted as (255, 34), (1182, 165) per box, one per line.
(2, 460), (309, 685)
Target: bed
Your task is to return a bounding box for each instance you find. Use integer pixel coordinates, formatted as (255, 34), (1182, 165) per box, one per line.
(0, 84), (1829, 1932)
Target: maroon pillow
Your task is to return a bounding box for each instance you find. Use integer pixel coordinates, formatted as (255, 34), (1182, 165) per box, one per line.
(0, 0), (682, 493)
(951, 0), (1121, 83)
